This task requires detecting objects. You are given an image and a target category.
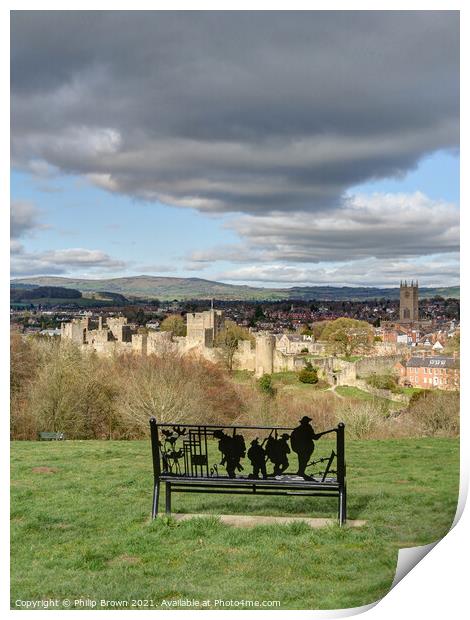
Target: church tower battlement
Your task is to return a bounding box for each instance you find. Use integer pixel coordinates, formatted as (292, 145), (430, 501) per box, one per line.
(399, 280), (419, 322)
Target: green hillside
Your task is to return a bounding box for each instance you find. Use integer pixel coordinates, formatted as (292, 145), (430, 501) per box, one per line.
(10, 275), (460, 302)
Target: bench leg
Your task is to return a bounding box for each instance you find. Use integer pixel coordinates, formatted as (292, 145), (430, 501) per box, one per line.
(152, 480), (160, 519)
(165, 482), (171, 516)
(338, 485), (347, 526)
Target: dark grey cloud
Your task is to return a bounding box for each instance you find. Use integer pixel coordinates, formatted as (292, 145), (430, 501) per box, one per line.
(11, 11), (459, 214)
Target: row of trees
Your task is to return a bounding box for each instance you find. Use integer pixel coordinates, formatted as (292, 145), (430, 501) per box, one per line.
(10, 335), (242, 440)
(11, 333), (459, 441)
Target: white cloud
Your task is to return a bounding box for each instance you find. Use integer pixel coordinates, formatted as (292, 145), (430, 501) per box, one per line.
(217, 254), (460, 288)
(214, 192), (459, 263)
(10, 201), (46, 238)
(11, 246), (127, 277)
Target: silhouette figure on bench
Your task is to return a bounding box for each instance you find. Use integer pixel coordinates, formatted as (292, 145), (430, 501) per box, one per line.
(248, 438), (268, 479)
(213, 429), (246, 478)
(290, 416), (329, 479)
(266, 433), (291, 476)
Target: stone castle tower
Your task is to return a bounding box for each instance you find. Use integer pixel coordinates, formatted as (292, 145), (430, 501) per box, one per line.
(399, 280), (419, 322)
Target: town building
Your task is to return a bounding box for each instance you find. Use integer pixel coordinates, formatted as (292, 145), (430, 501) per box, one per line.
(395, 356), (460, 390)
(399, 280), (419, 322)
(275, 333), (323, 355)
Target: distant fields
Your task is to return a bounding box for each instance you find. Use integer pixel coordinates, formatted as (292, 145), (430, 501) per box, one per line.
(11, 438), (459, 610)
(11, 275), (460, 302)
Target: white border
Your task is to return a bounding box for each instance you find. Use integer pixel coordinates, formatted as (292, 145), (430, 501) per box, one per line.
(3, 3), (467, 618)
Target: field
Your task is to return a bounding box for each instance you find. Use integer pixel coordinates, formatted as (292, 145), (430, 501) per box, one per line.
(11, 438), (459, 610)
(11, 275), (460, 301)
(334, 385), (403, 410)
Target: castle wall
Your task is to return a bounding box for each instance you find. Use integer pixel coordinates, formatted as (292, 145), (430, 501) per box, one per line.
(132, 333), (148, 356)
(255, 334), (275, 377)
(61, 308), (406, 390)
(355, 354), (404, 378)
(90, 341), (133, 357)
(107, 317), (131, 342)
(87, 328), (111, 345)
(147, 330), (175, 355)
(186, 309), (224, 346)
(61, 319), (89, 344)
(233, 340), (256, 372)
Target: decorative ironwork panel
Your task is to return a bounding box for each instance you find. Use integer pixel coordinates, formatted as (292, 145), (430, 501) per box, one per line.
(150, 418), (343, 482)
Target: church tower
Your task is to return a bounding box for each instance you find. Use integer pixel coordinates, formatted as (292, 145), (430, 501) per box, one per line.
(399, 280), (419, 322)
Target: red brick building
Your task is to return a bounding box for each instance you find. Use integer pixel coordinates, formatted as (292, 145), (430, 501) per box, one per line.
(395, 356), (460, 390)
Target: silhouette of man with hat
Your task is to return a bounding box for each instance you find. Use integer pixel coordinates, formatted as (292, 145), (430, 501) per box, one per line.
(290, 416), (327, 479)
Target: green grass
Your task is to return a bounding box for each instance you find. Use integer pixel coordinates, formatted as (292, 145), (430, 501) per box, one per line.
(231, 369), (255, 383)
(11, 438), (458, 610)
(231, 370), (329, 393)
(336, 386), (379, 400)
(270, 371), (329, 392)
(335, 386), (403, 410)
(397, 387), (424, 396)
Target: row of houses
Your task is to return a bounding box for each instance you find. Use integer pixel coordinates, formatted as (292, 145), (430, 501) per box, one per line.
(379, 321), (458, 350)
(395, 355), (460, 390)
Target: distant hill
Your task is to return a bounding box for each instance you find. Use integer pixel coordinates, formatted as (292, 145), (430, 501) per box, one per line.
(10, 275), (460, 302)
(82, 291), (129, 303)
(10, 285), (82, 301)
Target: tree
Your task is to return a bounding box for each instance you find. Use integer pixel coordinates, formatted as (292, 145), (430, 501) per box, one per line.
(254, 305), (265, 321)
(160, 314), (186, 336)
(298, 367), (318, 384)
(117, 353), (242, 433)
(298, 361), (318, 384)
(312, 320), (332, 340)
(320, 318), (373, 358)
(215, 320), (253, 371)
(258, 374), (276, 397)
(365, 371), (399, 393)
(444, 331), (460, 356)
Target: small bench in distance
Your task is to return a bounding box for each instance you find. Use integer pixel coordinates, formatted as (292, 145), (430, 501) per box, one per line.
(38, 432), (65, 441)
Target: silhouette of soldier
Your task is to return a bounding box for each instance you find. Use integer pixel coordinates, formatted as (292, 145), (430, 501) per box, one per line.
(247, 439), (268, 479)
(290, 416), (327, 479)
(266, 433), (291, 476)
(213, 429), (246, 478)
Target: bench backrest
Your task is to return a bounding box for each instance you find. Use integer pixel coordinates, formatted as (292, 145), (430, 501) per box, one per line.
(149, 419), (345, 484)
(38, 432), (65, 441)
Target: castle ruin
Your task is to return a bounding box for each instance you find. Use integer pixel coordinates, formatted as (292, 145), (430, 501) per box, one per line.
(60, 308), (323, 377)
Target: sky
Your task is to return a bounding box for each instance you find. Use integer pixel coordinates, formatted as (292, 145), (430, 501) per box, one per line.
(10, 11), (460, 288)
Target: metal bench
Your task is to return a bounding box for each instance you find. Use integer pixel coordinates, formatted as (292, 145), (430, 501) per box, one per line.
(149, 418), (347, 525)
(38, 432), (65, 441)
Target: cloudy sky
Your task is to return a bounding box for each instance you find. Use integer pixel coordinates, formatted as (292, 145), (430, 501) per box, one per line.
(10, 11), (459, 287)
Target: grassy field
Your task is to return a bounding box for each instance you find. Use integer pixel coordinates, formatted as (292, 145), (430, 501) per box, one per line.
(11, 438), (458, 610)
(334, 385), (403, 410)
(232, 370), (330, 393)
